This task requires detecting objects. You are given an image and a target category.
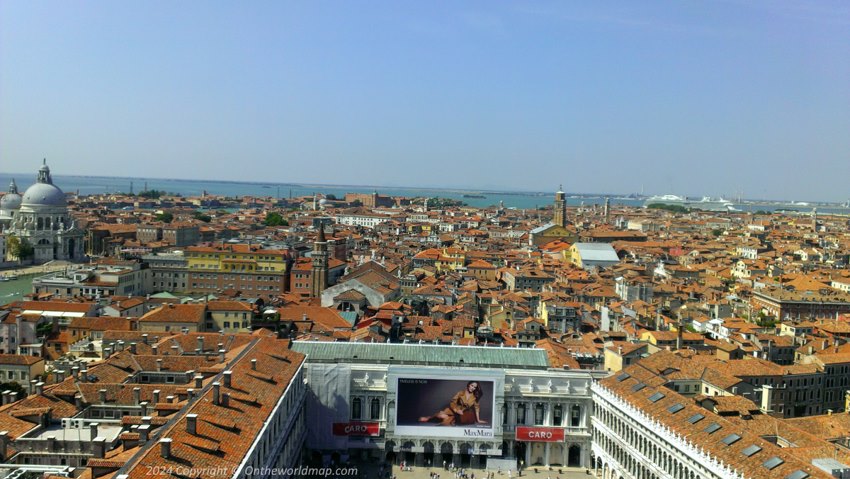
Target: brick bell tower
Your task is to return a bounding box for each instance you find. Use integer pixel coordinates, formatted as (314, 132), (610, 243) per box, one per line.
(311, 226), (329, 298)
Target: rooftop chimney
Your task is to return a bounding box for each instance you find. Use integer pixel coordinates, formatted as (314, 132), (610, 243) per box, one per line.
(156, 358), (163, 372)
(129, 342), (137, 354)
(152, 390), (161, 404)
(29, 380), (38, 395)
(159, 438), (172, 458)
(223, 371), (232, 388)
(222, 393), (230, 408)
(80, 368), (88, 382)
(138, 424), (150, 443)
(212, 382), (221, 405)
(197, 336), (204, 352)
(99, 389), (107, 404)
(194, 374), (203, 388)
(151, 344), (158, 355)
(133, 387), (141, 405)
(186, 414), (198, 435)
(71, 366), (80, 379)
(90, 422), (99, 439)
(219, 349), (226, 363)
(93, 437), (106, 459)
(140, 401), (149, 416)
(74, 394), (83, 409)
(35, 382), (44, 395)
(251, 359), (257, 370)
(142, 333), (149, 344)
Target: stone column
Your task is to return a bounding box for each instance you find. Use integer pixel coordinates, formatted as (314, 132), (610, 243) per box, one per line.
(543, 442), (550, 467)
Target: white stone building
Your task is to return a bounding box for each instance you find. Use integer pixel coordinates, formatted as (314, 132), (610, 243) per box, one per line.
(3, 161), (84, 263)
(292, 342), (606, 470)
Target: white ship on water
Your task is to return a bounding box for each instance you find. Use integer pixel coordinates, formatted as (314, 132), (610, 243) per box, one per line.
(644, 194), (738, 212)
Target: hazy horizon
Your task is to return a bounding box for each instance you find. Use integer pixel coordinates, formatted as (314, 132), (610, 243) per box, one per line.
(2, 2), (849, 201)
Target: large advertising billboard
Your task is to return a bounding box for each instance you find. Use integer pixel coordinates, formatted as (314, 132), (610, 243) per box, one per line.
(394, 376), (497, 439)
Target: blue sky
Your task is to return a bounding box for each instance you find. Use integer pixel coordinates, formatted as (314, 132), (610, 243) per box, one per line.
(1, 1), (849, 201)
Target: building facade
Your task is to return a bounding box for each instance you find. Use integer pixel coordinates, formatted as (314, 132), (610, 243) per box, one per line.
(293, 342), (606, 470)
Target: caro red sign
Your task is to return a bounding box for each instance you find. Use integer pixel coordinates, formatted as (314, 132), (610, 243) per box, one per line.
(515, 426), (565, 442)
(333, 422), (381, 437)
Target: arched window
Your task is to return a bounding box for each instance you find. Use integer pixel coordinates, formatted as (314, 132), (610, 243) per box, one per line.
(517, 404), (526, 425)
(351, 397), (362, 419)
(37, 217), (43, 230)
(571, 404), (582, 427)
(534, 403), (545, 425)
(370, 398), (381, 419)
(553, 404), (563, 426)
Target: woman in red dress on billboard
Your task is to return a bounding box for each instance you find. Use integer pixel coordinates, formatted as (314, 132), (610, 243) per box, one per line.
(418, 381), (488, 426)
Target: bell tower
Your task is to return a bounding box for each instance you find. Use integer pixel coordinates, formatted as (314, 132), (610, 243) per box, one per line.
(311, 227), (329, 298)
(553, 185), (567, 227)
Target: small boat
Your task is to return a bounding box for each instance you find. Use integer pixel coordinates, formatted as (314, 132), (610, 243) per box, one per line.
(0, 275), (9, 282)
(6, 274), (18, 280)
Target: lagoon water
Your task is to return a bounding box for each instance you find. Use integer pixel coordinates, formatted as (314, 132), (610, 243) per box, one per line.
(0, 173), (847, 213)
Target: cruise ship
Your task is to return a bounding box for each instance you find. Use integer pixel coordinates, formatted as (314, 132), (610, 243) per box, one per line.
(644, 194), (737, 212)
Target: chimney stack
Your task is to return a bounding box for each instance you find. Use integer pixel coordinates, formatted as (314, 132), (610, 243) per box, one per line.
(133, 387), (141, 405)
(71, 366), (80, 380)
(129, 342), (137, 354)
(80, 369), (88, 382)
(251, 359), (257, 370)
(29, 380), (38, 395)
(151, 344), (158, 355)
(223, 371), (232, 388)
(138, 424), (150, 443)
(187, 388), (194, 399)
(74, 394), (83, 409)
(99, 389), (107, 404)
(35, 382), (45, 395)
(140, 401), (149, 416)
(197, 336), (204, 352)
(0, 431), (8, 461)
(90, 422), (99, 439)
(222, 393), (230, 408)
(156, 358), (163, 371)
(159, 438), (172, 458)
(93, 437), (106, 459)
(152, 390), (161, 404)
(212, 382), (221, 405)
(142, 333), (149, 344)
(186, 414), (198, 435)
(194, 374), (203, 388)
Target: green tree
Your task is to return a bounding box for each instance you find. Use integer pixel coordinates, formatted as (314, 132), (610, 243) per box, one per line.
(156, 211), (174, 223)
(0, 382), (24, 395)
(193, 211), (212, 223)
(264, 212), (288, 226)
(6, 235), (34, 261)
(711, 228), (723, 237)
(138, 189), (163, 199)
(647, 203), (690, 214)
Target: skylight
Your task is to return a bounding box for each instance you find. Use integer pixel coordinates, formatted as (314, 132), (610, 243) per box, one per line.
(667, 403), (685, 414)
(616, 372), (631, 382)
(631, 383), (646, 392)
(704, 422), (722, 434)
(687, 413), (705, 424)
(741, 445), (762, 457)
(763, 457), (784, 470)
(721, 434), (742, 446)
(648, 392), (665, 403)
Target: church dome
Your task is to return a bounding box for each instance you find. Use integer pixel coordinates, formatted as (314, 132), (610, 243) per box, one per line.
(0, 179), (22, 210)
(21, 160), (67, 207)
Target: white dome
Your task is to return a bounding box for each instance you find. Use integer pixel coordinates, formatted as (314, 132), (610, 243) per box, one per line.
(0, 179), (22, 210)
(22, 182), (66, 206)
(21, 160), (67, 207)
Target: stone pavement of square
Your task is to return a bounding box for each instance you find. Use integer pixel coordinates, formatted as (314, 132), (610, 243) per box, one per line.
(300, 461), (598, 479)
